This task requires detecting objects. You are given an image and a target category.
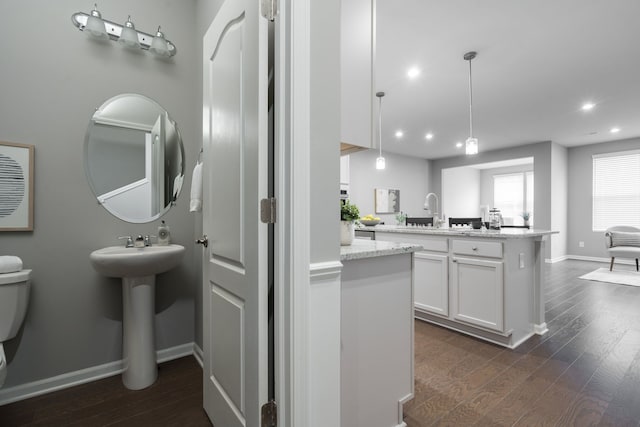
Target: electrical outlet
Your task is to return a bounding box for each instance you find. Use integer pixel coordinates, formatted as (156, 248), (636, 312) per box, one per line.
(519, 253), (525, 269)
(579, 241), (585, 248)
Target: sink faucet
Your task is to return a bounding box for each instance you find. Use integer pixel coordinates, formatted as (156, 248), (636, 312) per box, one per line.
(424, 193), (444, 227)
(118, 236), (134, 248)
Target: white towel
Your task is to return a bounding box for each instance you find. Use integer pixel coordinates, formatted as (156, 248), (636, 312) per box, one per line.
(0, 256), (23, 274)
(190, 162), (203, 212)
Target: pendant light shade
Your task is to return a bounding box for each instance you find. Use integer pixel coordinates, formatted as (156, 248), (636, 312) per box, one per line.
(119, 16), (140, 48)
(464, 51), (478, 155)
(150, 27), (171, 57)
(85, 4), (107, 39)
(376, 91), (386, 170)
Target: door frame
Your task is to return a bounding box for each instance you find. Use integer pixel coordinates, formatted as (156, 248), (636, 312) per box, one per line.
(274, 1), (312, 425)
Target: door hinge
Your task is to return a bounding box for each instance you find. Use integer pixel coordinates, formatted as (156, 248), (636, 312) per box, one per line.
(261, 400), (278, 427)
(261, 198), (277, 224)
(261, 0), (277, 21)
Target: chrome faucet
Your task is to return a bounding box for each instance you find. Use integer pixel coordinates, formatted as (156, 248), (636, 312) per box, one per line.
(118, 235), (134, 248)
(424, 193), (444, 227)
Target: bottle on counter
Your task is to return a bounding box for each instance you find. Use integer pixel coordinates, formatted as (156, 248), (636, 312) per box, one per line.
(157, 220), (171, 245)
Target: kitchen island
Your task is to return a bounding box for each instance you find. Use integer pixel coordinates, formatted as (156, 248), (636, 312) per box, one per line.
(363, 225), (557, 349)
(340, 239), (422, 427)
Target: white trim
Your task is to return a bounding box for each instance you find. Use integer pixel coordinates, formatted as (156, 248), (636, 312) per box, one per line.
(0, 343), (195, 406)
(566, 254), (638, 265)
(592, 148), (640, 159)
(534, 323), (548, 335)
(309, 261), (343, 282)
(193, 342), (204, 368)
(283, 0), (312, 425)
(546, 255), (569, 264)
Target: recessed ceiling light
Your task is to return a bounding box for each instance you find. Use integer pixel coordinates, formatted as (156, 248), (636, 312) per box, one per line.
(610, 127), (621, 133)
(425, 132), (434, 140)
(395, 130), (404, 138)
(456, 142), (463, 148)
(581, 102), (595, 111)
(407, 67), (420, 79)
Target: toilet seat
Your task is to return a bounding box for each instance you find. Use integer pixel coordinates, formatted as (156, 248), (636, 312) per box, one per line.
(0, 269), (31, 285)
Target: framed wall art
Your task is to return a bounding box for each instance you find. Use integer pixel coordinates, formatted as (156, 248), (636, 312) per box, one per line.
(0, 141), (34, 231)
(375, 188), (400, 214)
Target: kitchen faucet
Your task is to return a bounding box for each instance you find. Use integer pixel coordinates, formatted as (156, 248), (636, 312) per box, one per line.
(423, 193), (444, 227)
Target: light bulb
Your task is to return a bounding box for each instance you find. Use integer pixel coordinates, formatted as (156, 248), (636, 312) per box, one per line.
(465, 137), (478, 155)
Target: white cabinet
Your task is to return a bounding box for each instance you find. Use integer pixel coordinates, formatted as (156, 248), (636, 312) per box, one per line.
(340, 155), (350, 185)
(450, 256), (504, 332)
(414, 252), (448, 317)
(340, 0), (374, 153)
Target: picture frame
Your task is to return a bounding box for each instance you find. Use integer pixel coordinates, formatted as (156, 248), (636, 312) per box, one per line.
(375, 188), (400, 214)
(0, 141), (34, 231)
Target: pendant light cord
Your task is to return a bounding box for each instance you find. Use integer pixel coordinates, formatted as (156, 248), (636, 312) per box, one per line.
(378, 94), (383, 157)
(468, 57), (474, 138)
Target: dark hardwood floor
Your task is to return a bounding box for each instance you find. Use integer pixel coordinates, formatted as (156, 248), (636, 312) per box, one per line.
(404, 259), (640, 427)
(2, 260), (640, 426)
(0, 356), (211, 427)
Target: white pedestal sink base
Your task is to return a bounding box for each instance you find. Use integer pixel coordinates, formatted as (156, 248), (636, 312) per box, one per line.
(122, 275), (157, 390)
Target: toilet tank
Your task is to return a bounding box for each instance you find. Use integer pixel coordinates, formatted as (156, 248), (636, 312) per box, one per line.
(0, 270), (31, 341)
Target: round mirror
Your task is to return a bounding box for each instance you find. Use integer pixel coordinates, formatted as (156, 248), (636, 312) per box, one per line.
(84, 94), (185, 223)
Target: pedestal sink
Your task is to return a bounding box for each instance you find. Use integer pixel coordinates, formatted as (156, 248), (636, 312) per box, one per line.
(89, 244), (186, 390)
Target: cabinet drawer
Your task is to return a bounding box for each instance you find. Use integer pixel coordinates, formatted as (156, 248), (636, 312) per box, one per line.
(452, 239), (503, 258)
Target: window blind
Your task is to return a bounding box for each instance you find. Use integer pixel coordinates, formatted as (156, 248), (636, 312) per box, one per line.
(593, 151), (640, 231)
(494, 173), (524, 223)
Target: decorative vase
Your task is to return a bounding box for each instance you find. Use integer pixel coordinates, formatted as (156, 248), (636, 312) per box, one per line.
(341, 220), (355, 246)
(524, 219), (530, 228)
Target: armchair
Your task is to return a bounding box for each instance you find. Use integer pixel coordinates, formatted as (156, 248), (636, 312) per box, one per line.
(605, 226), (640, 271)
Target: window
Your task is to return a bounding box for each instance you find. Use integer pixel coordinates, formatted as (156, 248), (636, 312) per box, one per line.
(493, 172), (534, 225)
(593, 150), (640, 231)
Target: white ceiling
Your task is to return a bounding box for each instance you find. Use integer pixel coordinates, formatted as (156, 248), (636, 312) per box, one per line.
(376, 0), (640, 159)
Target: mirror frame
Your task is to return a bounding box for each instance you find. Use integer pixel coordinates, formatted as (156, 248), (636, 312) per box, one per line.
(83, 93), (185, 223)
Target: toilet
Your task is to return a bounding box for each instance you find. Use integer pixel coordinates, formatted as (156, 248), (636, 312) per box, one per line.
(0, 269), (31, 388)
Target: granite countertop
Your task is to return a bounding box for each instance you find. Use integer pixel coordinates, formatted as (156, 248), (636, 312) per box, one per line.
(358, 224), (558, 239)
(340, 239), (423, 261)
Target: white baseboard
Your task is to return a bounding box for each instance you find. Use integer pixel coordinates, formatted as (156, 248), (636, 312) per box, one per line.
(546, 255), (569, 264)
(0, 342), (198, 406)
(193, 342), (204, 368)
(534, 323), (548, 335)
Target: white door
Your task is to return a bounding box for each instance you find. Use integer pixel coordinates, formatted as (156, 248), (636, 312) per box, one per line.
(414, 252), (449, 317)
(202, 0), (269, 425)
(450, 256), (504, 332)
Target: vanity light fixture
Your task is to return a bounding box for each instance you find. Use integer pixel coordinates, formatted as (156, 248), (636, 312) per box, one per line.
(464, 51), (478, 155)
(376, 91), (386, 170)
(71, 5), (177, 57)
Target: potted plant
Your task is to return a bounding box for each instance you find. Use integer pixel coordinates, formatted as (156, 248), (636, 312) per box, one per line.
(521, 212), (531, 227)
(340, 200), (360, 246)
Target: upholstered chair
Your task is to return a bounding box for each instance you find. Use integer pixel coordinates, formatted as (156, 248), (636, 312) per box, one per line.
(604, 226), (640, 271)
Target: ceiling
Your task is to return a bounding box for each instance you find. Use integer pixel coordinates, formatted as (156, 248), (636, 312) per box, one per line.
(376, 0), (640, 159)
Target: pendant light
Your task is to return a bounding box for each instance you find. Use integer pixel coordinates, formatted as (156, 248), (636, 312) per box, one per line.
(376, 91), (386, 170)
(464, 51), (478, 155)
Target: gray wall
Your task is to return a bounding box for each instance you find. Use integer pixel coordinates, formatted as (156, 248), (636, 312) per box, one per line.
(348, 150), (430, 224)
(430, 141), (555, 258)
(551, 143), (568, 260)
(567, 136), (640, 258)
(0, 0), (199, 388)
(311, 0), (341, 263)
